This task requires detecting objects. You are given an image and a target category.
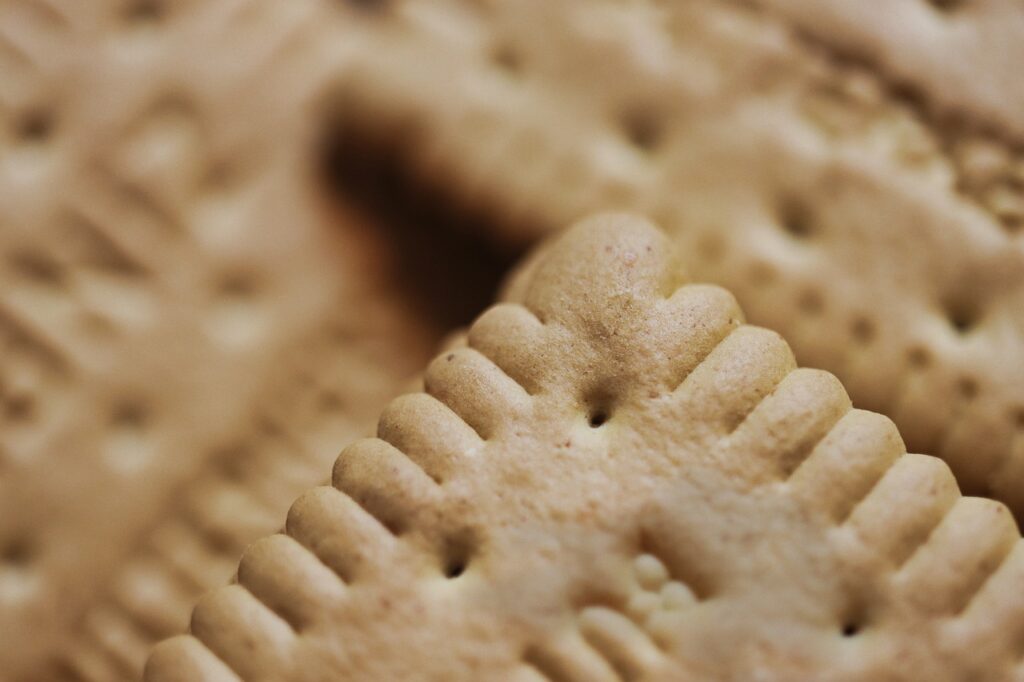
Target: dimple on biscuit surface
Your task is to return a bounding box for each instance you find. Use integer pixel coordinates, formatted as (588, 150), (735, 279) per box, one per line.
(146, 214), (1024, 682)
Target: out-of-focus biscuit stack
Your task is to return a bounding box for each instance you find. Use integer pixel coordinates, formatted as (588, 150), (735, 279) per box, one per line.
(0, 2), (439, 679)
(1, 1), (1023, 681)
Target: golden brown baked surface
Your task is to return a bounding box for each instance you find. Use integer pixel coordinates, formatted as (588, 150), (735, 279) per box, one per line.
(146, 215), (1024, 682)
(330, 0), (1024, 518)
(0, 2), (436, 679)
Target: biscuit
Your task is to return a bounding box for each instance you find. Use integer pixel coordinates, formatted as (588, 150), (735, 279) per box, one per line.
(146, 214), (1024, 681)
(331, 0), (1024, 515)
(753, 0), (1024, 137)
(0, 2), (437, 679)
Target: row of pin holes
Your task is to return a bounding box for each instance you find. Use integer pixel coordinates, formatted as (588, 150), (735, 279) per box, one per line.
(14, 0), (164, 142)
(485, 30), (1024, 440)
(718, 197), (1009, 417)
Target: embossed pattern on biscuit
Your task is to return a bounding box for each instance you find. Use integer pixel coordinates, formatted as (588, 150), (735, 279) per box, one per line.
(752, 0), (1024, 139)
(146, 215), (1024, 681)
(329, 0), (1024, 521)
(0, 1), (438, 679)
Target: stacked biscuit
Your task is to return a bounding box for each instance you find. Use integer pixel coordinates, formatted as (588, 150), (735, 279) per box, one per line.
(0, 2), (442, 679)
(1, 1), (1023, 681)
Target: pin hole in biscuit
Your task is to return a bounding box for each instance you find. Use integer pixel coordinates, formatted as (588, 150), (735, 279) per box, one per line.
(342, 0), (392, 13)
(778, 196), (815, 240)
(1012, 408), (1024, 430)
(111, 400), (149, 430)
(797, 289), (825, 316)
(213, 444), (252, 483)
(620, 109), (665, 153)
(4, 392), (36, 423)
(445, 558), (467, 579)
(927, 0), (967, 13)
(1, 536), (35, 569)
(957, 376), (979, 400)
(15, 109), (54, 144)
(1003, 215), (1024, 235)
(122, 0), (164, 22)
(944, 297), (981, 335)
(747, 260), (777, 287)
(318, 389), (346, 413)
(838, 598), (870, 638)
(583, 386), (617, 429)
(907, 346), (932, 369)
(697, 231), (728, 264)
(441, 534), (476, 580)
(491, 43), (524, 75)
(850, 316), (875, 344)
(217, 271), (261, 299)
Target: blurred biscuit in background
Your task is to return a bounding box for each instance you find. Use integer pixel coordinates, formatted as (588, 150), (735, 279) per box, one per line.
(757, 0), (1024, 138)
(0, 1), (453, 679)
(331, 0), (1024, 517)
(146, 215), (1024, 682)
